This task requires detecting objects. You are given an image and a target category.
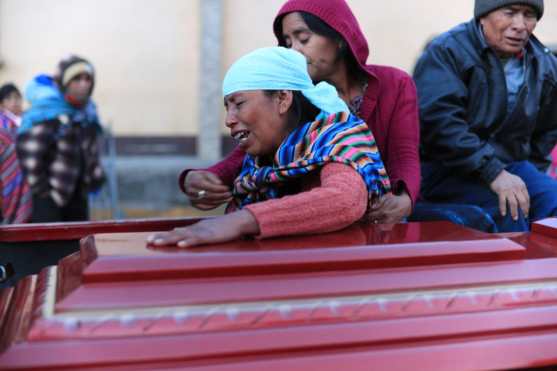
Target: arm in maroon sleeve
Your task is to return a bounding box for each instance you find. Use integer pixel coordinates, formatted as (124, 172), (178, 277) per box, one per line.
(179, 146), (246, 194)
(385, 75), (421, 205)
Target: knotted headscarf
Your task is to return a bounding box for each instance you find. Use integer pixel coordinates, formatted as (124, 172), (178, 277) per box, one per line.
(223, 47), (349, 115)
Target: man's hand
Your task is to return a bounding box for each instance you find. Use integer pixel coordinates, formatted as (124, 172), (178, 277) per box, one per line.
(368, 191), (412, 224)
(185, 170), (232, 210)
(489, 170), (530, 220)
(147, 210), (259, 248)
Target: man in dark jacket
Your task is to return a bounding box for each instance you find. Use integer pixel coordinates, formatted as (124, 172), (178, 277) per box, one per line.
(414, 0), (557, 232)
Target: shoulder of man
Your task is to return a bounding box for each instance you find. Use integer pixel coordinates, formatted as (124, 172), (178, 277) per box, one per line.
(414, 20), (485, 77)
(528, 36), (557, 75)
(425, 20), (477, 56)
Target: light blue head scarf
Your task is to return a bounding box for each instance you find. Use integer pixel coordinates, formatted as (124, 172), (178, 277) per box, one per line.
(222, 47), (349, 115)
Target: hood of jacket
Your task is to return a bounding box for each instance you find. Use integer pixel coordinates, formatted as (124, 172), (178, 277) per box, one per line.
(273, 0), (371, 75)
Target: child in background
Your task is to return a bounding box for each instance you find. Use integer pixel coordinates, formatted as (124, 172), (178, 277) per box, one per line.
(0, 83), (31, 223)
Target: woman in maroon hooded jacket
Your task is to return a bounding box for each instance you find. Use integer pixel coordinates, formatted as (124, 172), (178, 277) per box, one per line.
(181, 0), (420, 224)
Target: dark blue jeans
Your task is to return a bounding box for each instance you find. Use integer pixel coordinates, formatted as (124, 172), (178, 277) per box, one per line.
(421, 161), (557, 232)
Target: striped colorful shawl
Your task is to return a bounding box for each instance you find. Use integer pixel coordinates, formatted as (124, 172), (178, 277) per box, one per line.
(0, 113), (32, 224)
(232, 111), (391, 211)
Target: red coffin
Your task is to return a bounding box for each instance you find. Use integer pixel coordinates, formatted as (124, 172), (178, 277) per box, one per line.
(2, 219), (557, 370)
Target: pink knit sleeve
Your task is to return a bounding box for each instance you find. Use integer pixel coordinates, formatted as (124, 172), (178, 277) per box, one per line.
(245, 163), (368, 239)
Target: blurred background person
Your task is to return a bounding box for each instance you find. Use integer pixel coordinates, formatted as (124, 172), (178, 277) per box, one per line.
(0, 83), (23, 126)
(16, 55), (105, 223)
(0, 82), (31, 223)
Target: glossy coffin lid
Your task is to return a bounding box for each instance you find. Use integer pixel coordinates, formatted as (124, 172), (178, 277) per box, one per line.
(2, 220), (557, 370)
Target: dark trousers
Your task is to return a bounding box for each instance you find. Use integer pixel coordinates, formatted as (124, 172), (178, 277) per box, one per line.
(421, 161), (557, 232)
(31, 189), (89, 223)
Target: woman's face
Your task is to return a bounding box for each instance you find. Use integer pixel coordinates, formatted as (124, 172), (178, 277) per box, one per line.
(281, 12), (341, 83)
(224, 90), (293, 157)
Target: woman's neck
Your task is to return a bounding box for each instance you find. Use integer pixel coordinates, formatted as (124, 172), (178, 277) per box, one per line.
(325, 63), (364, 105)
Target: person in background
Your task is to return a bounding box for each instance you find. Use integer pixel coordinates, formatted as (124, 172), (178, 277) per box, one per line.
(148, 47), (391, 248)
(180, 0), (420, 225)
(0, 83), (23, 126)
(414, 0), (557, 232)
(16, 55), (105, 223)
(0, 83), (31, 223)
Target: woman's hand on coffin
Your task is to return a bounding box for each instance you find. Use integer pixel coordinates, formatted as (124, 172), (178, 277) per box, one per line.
(147, 210), (260, 248)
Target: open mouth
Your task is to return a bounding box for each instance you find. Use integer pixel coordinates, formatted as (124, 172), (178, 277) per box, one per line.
(506, 36), (525, 45)
(233, 130), (250, 144)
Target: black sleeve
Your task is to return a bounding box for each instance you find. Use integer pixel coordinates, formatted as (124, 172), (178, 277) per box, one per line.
(413, 41), (504, 184)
